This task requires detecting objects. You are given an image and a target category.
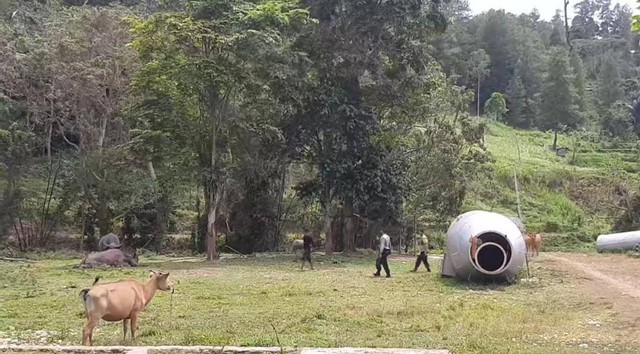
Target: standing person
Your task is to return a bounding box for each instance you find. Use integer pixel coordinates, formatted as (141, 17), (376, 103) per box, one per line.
(374, 232), (392, 278)
(301, 228), (314, 270)
(411, 233), (431, 272)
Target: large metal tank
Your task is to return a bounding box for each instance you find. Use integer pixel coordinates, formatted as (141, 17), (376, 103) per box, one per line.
(440, 210), (528, 283)
(596, 231), (640, 252)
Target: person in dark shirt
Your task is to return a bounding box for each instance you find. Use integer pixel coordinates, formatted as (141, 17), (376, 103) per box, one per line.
(301, 228), (314, 270)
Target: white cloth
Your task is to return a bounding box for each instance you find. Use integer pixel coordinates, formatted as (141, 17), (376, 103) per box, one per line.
(379, 233), (391, 253)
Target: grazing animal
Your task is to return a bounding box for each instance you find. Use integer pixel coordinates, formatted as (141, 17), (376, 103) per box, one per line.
(79, 270), (173, 346)
(98, 233), (122, 251)
(79, 248), (138, 269)
(526, 233), (543, 257)
(291, 239), (304, 253)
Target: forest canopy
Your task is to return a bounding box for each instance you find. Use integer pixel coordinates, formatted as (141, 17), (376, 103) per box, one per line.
(1, 0), (640, 258)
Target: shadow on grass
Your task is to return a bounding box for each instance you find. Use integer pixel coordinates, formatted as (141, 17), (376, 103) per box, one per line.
(438, 276), (511, 292)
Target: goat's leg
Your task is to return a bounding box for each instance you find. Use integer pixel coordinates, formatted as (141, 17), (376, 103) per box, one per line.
(82, 317), (100, 346)
(130, 312), (140, 342)
(123, 319), (130, 342)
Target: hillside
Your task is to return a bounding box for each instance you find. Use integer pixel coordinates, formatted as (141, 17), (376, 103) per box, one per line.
(464, 120), (640, 251)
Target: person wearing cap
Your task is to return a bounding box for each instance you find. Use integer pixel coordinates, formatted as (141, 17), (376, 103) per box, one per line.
(374, 232), (392, 278)
(411, 233), (431, 272)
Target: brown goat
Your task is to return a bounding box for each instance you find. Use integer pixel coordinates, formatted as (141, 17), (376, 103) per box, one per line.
(526, 233), (543, 257)
(79, 270), (173, 346)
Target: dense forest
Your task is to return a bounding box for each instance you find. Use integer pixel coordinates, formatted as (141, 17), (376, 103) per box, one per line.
(2, 0), (640, 259)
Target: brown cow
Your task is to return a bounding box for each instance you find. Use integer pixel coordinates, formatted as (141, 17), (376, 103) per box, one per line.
(79, 270), (173, 346)
(526, 233), (543, 257)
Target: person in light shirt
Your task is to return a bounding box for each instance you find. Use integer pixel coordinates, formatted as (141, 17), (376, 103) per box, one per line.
(373, 232), (392, 278)
(411, 233), (431, 272)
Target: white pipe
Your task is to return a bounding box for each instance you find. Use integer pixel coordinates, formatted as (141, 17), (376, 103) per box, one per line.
(596, 231), (640, 252)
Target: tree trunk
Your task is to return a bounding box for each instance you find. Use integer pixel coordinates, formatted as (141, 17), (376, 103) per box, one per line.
(477, 76), (481, 117)
(564, 0), (573, 51)
(206, 200), (218, 261)
(204, 180), (219, 261)
(204, 88), (221, 261)
(95, 168), (112, 237)
(273, 164), (287, 251)
(46, 122), (52, 163)
(96, 202), (112, 238)
(343, 206), (356, 253)
(363, 219), (383, 250)
(148, 161), (166, 254)
(323, 204), (333, 257)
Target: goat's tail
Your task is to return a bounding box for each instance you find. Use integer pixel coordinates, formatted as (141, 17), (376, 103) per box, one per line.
(79, 276), (100, 315)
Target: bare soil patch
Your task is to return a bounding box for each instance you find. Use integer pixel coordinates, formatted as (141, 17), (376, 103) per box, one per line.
(538, 252), (640, 337)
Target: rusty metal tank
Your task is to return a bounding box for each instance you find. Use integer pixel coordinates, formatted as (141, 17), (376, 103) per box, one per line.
(440, 210), (528, 283)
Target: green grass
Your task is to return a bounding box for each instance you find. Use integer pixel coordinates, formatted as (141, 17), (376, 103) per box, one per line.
(0, 254), (636, 354)
(464, 120), (640, 250)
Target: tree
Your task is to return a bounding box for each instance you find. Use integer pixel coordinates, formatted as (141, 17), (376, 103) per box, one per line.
(601, 100), (634, 139)
(505, 70), (534, 128)
(550, 11), (566, 47)
(571, 0), (600, 39)
(129, 0), (310, 261)
(570, 52), (589, 114)
(540, 47), (583, 150)
(598, 54), (624, 110)
(286, 0), (450, 256)
(0, 4), (153, 245)
(484, 92), (508, 121)
(632, 1), (640, 33)
(468, 49), (491, 117)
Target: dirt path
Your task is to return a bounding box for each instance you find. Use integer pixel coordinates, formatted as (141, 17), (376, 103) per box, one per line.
(538, 252), (640, 327)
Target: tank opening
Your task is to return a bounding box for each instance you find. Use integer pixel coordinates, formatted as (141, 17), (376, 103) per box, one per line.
(476, 243), (506, 272)
(472, 232), (513, 275)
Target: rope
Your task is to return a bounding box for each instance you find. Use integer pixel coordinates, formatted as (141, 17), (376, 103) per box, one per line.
(513, 133), (532, 279)
(470, 235), (478, 261)
(169, 287), (175, 328)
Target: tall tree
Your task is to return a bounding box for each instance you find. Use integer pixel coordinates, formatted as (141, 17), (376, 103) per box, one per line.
(540, 47), (583, 149)
(484, 92), (508, 121)
(570, 52), (589, 114)
(129, 0), (309, 261)
(571, 0), (600, 39)
(550, 11), (566, 47)
(505, 69), (535, 128)
(468, 49), (491, 117)
(287, 0), (450, 256)
(598, 54), (624, 110)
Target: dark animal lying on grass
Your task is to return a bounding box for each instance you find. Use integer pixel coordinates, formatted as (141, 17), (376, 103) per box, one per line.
(98, 233), (122, 251)
(79, 270), (173, 346)
(78, 248), (138, 269)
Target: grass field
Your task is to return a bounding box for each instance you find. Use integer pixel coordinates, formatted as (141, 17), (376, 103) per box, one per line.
(0, 253), (635, 354)
(463, 121), (640, 250)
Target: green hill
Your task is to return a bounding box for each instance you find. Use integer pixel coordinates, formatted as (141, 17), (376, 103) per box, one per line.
(464, 120), (640, 251)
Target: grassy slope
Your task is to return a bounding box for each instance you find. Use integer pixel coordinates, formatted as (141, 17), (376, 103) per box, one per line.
(0, 254), (634, 354)
(464, 121), (640, 251)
